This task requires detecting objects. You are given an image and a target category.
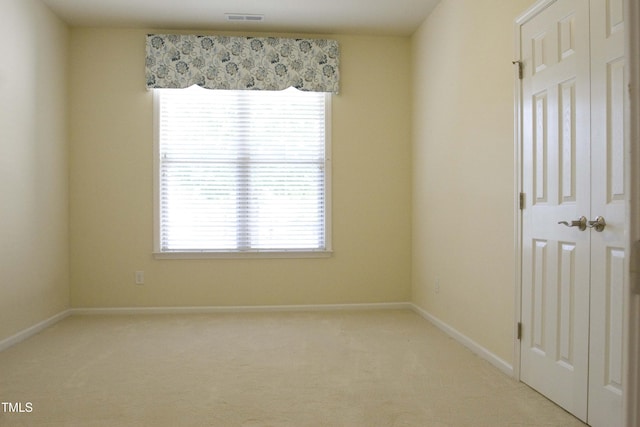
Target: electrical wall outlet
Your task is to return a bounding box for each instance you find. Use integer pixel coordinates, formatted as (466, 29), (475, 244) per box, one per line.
(135, 271), (144, 285)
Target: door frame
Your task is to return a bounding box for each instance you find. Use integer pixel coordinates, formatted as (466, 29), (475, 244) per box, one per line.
(513, 0), (640, 425)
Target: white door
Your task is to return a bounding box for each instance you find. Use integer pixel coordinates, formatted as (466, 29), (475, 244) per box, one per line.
(520, 0), (591, 420)
(587, 0), (625, 424)
(518, 0), (625, 425)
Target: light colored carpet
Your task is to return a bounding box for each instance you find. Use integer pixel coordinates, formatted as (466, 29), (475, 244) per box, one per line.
(0, 310), (586, 426)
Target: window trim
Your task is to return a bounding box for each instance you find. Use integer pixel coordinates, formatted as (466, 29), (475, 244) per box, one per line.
(152, 88), (333, 259)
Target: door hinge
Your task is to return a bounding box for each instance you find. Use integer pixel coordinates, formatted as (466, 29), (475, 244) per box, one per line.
(512, 60), (523, 79)
(517, 322), (522, 340)
(519, 192), (526, 210)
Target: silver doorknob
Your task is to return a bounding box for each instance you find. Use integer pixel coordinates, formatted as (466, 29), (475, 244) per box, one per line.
(558, 216), (587, 231)
(587, 216), (606, 232)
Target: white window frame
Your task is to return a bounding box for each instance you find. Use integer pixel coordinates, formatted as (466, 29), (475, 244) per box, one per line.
(152, 88), (332, 259)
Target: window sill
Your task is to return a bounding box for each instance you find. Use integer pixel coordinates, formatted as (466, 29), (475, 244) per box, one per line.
(153, 250), (333, 260)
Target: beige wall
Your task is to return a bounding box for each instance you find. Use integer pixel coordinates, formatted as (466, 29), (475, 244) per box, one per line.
(69, 29), (412, 308)
(0, 0), (69, 341)
(411, 0), (534, 363)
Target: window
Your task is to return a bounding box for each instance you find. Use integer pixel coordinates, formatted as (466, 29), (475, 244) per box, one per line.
(153, 86), (331, 258)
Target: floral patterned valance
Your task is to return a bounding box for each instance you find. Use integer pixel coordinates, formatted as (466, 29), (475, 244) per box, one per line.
(145, 34), (339, 94)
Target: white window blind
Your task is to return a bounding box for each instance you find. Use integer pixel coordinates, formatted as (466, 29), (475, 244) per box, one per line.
(154, 86), (330, 255)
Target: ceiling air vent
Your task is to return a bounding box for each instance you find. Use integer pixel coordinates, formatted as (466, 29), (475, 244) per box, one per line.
(225, 13), (265, 22)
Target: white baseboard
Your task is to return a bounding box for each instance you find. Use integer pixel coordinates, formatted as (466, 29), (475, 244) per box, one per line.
(0, 310), (72, 352)
(70, 302), (413, 316)
(410, 303), (514, 378)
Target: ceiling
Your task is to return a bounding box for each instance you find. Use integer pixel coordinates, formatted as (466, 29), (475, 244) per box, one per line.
(39, 0), (441, 36)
